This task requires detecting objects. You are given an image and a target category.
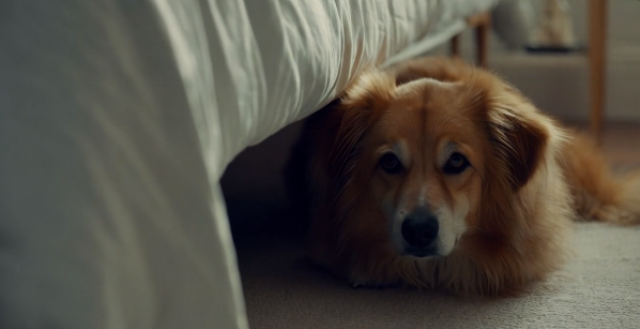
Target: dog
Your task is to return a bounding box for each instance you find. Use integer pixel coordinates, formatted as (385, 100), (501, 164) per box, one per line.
(285, 56), (640, 297)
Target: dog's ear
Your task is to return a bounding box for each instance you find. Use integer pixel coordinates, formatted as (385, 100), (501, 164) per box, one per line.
(328, 71), (396, 186)
(486, 94), (549, 191)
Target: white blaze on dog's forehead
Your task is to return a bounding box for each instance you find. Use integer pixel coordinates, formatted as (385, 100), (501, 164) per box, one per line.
(396, 77), (459, 95)
(418, 186), (426, 207)
(418, 184), (431, 207)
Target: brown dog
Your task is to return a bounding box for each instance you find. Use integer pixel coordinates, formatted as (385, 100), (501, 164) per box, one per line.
(286, 57), (640, 296)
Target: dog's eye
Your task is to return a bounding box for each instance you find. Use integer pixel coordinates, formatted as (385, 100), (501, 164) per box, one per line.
(379, 153), (403, 174)
(443, 152), (469, 175)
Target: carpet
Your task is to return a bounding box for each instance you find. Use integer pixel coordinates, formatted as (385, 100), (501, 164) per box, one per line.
(227, 123), (640, 329)
(236, 222), (640, 329)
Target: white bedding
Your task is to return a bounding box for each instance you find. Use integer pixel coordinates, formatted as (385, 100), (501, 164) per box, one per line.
(0, 0), (497, 328)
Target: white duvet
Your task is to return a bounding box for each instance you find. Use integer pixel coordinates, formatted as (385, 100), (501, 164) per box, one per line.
(0, 0), (497, 328)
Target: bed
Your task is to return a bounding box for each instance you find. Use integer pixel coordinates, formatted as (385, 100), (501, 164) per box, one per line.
(0, 0), (499, 328)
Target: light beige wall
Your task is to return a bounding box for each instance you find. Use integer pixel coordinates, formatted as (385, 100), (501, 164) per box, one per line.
(431, 0), (640, 122)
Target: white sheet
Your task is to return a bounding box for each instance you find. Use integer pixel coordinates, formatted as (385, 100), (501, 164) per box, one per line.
(0, 0), (497, 328)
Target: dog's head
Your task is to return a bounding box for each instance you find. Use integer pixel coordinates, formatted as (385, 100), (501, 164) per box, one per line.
(313, 59), (555, 271)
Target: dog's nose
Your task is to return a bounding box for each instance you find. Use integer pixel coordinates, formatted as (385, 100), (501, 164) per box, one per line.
(401, 215), (439, 247)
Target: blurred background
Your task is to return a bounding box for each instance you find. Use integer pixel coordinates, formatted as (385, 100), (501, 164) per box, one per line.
(443, 0), (638, 122)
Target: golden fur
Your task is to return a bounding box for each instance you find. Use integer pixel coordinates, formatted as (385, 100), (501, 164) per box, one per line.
(286, 57), (640, 297)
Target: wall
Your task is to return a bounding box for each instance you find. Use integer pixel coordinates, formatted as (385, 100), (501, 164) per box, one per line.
(435, 0), (640, 122)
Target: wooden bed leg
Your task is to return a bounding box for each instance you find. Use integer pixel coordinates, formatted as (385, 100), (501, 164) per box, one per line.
(589, 0), (607, 141)
(450, 34), (460, 58)
(474, 14), (490, 68)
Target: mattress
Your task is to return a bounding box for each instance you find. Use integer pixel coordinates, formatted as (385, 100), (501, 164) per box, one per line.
(0, 0), (497, 328)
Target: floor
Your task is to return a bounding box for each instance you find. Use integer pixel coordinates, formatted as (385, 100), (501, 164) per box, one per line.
(597, 123), (640, 169)
(226, 123), (640, 329)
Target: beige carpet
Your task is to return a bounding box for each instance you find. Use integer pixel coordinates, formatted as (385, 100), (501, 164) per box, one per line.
(226, 123), (640, 329)
(236, 223), (640, 329)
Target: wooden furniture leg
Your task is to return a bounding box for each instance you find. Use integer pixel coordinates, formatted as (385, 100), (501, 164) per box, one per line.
(589, 0), (607, 140)
(449, 12), (490, 67)
(450, 34), (460, 58)
(474, 14), (490, 68)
